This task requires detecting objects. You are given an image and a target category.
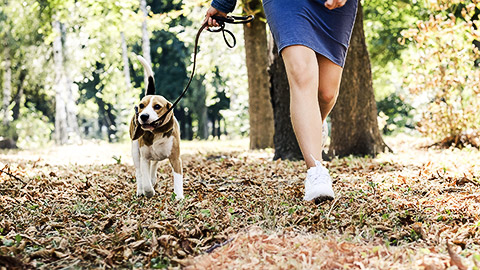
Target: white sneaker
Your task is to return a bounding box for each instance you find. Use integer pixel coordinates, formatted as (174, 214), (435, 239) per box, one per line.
(322, 120), (328, 150)
(303, 156), (335, 202)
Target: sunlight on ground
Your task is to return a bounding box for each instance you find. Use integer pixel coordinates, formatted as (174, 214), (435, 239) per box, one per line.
(0, 138), (252, 166)
(1, 134), (478, 177)
(379, 134), (480, 177)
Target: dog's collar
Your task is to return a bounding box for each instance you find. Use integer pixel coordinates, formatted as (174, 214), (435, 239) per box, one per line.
(151, 116), (175, 136)
(135, 105), (173, 131)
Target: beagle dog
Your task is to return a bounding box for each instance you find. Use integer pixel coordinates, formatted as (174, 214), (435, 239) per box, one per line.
(130, 55), (183, 199)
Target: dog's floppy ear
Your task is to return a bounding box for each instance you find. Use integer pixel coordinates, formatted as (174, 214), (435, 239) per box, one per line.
(130, 114), (144, 140)
(165, 102), (174, 119)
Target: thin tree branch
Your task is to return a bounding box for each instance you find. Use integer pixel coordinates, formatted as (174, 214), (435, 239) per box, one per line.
(0, 168), (26, 184)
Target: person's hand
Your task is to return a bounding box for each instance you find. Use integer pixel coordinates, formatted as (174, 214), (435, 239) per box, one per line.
(325, 0), (347, 10)
(203, 6), (228, 27)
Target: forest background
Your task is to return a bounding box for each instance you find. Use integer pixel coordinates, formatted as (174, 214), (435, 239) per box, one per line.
(1, 0), (477, 150)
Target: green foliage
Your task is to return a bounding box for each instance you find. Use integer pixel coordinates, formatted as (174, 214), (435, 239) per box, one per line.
(151, 256), (170, 269)
(364, 0), (430, 101)
(401, 2), (480, 146)
(376, 93), (414, 135)
(363, 1), (429, 135)
(364, 0), (429, 67)
(14, 106), (54, 149)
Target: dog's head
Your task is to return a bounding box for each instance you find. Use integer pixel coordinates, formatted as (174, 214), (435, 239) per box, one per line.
(137, 95), (173, 130)
(130, 55), (174, 140)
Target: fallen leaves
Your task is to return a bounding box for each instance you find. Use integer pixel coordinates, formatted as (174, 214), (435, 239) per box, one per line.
(447, 241), (467, 270)
(0, 136), (479, 268)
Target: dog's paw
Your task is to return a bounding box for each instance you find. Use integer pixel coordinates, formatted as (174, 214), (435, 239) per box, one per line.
(136, 185), (144, 196)
(144, 188), (155, 198)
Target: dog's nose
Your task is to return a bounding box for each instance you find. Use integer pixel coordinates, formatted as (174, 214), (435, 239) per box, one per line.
(140, 114), (149, 122)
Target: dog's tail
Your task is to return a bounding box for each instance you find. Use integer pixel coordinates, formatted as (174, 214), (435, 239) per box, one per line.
(137, 55), (156, 96)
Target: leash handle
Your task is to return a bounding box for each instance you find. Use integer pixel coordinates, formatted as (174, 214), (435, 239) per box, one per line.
(211, 15), (255, 24)
(207, 14), (254, 48)
(207, 26), (236, 48)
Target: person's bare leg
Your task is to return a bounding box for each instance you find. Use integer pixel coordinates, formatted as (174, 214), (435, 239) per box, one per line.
(281, 45), (322, 168)
(317, 55), (343, 122)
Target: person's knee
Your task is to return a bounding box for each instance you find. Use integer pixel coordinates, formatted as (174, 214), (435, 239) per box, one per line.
(318, 88), (338, 104)
(286, 61), (316, 90)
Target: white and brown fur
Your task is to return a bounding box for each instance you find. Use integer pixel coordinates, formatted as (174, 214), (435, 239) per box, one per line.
(129, 55), (183, 199)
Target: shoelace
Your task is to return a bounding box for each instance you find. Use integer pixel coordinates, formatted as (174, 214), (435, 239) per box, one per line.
(308, 167), (331, 185)
(307, 154), (331, 185)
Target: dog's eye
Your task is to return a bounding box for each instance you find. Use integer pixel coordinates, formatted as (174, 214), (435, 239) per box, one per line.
(154, 104), (161, 110)
(139, 104), (145, 109)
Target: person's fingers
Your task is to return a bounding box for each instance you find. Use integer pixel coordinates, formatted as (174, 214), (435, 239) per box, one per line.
(325, 0), (347, 9)
(337, 0), (347, 8)
(325, 0), (334, 9)
(204, 6), (217, 26)
(204, 6), (227, 27)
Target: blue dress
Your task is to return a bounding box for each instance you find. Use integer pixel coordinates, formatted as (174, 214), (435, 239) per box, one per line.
(212, 0), (358, 67)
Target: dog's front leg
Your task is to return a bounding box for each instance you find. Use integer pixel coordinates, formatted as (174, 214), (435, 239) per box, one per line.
(169, 157), (184, 200)
(140, 157), (155, 198)
(132, 141), (144, 196)
(150, 161), (160, 188)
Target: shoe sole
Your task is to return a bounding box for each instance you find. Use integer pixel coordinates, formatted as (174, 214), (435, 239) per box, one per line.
(314, 195), (334, 204)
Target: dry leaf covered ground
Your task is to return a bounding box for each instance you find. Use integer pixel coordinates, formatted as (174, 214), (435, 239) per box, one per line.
(0, 135), (479, 269)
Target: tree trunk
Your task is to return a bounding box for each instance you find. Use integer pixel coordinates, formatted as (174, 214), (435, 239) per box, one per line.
(121, 32), (132, 91)
(2, 49), (12, 127)
(61, 23), (81, 143)
(140, 0), (152, 90)
(52, 20), (69, 145)
(140, 0), (152, 65)
(12, 69), (27, 122)
(198, 105), (208, 139)
(268, 41), (303, 160)
(329, 3), (389, 157)
(186, 111), (193, 140)
(243, 0), (274, 149)
(196, 82), (208, 140)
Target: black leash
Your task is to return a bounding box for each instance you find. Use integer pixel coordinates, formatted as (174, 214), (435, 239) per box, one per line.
(136, 14), (254, 128)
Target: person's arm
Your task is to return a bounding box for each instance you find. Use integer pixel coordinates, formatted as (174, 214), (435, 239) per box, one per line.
(204, 0), (237, 27)
(211, 0), (237, 14)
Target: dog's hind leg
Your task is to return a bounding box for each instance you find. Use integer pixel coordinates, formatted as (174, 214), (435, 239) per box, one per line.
(150, 161), (160, 188)
(132, 141), (144, 196)
(169, 157), (184, 200)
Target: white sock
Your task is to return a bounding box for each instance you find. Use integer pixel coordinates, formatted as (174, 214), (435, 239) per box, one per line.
(173, 172), (184, 199)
